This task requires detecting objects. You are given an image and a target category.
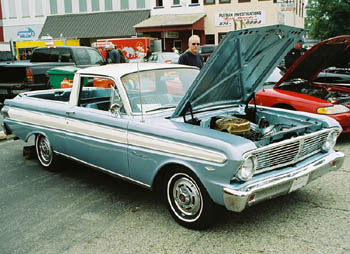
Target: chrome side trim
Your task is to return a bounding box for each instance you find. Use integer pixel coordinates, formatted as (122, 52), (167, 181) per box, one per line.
(8, 108), (227, 163)
(55, 151), (151, 189)
(128, 132), (227, 164)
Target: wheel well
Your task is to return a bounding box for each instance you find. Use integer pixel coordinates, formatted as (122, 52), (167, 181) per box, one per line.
(272, 103), (295, 110)
(152, 163), (195, 192)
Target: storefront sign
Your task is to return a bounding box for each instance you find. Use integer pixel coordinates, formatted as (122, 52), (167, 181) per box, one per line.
(215, 11), (266, 27)
(165, 31), (179, 39)
(281, 3), (294, 11)
(17, 27), (35, 39)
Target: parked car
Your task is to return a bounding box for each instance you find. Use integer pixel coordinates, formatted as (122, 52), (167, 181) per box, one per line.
(256, 35), (350, 133)
(1, 25), (344, 229)
(198, 44), (216, 63)
(146, 52), (179, 64)
(0, 46), (105, 100)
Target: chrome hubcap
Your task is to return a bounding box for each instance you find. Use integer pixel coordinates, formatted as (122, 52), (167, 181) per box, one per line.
(38, 136), (52, 164)
(172, 177), (201, 216)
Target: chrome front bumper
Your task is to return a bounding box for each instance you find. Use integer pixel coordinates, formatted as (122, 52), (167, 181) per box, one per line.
(223, 151), (344, 212)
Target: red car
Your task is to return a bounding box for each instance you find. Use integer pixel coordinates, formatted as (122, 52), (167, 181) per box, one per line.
(255, 35), (350, 133)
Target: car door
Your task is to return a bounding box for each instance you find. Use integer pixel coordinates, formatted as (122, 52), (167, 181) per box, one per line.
(64, 75), (129, 176)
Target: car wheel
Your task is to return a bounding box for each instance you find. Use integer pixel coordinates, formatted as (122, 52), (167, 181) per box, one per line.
(165, 169), (214, 229)
(35, 134), (58, 170)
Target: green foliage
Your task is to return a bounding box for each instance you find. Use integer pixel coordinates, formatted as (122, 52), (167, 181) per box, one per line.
(305, 0), (350, 40)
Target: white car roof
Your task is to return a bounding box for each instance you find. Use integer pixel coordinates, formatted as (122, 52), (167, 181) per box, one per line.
(77, 63), (197, 78)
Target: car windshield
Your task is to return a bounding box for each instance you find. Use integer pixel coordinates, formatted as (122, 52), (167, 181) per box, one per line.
(121, 68), (199, 113)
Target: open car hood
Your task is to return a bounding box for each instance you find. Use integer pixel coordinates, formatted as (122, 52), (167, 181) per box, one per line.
(275, 35), (350, 87)
(172, 25), (306, 118)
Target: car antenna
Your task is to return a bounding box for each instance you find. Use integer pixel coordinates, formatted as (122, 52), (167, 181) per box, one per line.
(136, 61), (145, 123)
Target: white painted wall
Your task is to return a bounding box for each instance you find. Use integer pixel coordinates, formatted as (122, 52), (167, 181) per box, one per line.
(204, 0), (306, 45)
(151, 0), (204, 15)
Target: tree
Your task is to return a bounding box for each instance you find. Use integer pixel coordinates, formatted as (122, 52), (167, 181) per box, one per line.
(305, 0), (350, 40)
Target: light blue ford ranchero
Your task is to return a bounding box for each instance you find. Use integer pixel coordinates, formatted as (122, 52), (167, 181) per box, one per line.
(1, 25), (345, 229)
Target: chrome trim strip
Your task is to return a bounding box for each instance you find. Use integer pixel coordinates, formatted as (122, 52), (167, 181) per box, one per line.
(7, 108), (227, 163)
(55, 151), (151, 189)
(128, 132), (227, 164)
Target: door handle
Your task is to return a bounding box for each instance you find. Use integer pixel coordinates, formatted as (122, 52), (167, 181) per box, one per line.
(131, 151), (148, 159)
(66, 110), (75, 115)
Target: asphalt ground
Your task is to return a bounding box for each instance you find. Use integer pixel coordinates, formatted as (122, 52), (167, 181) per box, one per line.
(0, 128), (349, 253)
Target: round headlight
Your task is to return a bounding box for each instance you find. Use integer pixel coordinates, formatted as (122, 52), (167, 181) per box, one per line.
(237, 155), (258, 181)
(322, 130), (338, 152)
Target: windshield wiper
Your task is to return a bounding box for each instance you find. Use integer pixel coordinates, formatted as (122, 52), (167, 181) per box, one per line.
(146, 106), (176, 113)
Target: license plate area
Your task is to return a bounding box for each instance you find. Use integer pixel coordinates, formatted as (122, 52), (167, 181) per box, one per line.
(289, 174), (309, 193)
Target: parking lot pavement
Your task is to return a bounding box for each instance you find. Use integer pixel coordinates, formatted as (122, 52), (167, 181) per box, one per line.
(0, 134), (349, 254)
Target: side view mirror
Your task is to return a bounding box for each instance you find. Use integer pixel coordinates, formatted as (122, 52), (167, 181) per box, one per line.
(109, 103), (121, 118)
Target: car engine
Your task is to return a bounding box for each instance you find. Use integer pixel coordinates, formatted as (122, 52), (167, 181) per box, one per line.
(279, 80), (350, 105)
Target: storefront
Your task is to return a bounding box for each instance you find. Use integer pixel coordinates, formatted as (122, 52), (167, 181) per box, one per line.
(134, 14), (206, 54)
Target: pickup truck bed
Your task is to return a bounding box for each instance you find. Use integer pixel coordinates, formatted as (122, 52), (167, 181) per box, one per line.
(0, 46), (105, 102)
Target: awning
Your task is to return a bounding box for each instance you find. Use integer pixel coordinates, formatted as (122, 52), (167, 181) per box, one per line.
(134, 14), (205, 32)
(39, 10), (151, 39)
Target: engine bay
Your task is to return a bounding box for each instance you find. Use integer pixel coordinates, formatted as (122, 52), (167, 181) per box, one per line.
(278, 79), (350, 105)
(182, 105), (322, 147)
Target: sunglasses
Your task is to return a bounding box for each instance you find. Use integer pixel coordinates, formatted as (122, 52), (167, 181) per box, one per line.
(191, 43), (200, 46)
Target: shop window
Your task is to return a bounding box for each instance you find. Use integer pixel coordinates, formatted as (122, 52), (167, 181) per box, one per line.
(35, 0), (44, 16)
(22, 0), (30, 17)
(156, 0), (163, 7)
(173, 0), (180, 5)
(79, 0), (87, 12)
(204, 0), (215, 4)
(91, 0), (100, 11)
(205, 35), (215, 45)
(105, 0), (113, 11)
(64, 0), (72, 14)
(191, 0), (199, 4)
(174, 40), (182, 53)
(137, 0), (146, 9)
(219, 0), (230, 3)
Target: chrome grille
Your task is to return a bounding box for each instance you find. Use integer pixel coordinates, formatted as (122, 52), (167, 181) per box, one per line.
(251, 129), (333, 174)
(298, 132), (328, 158)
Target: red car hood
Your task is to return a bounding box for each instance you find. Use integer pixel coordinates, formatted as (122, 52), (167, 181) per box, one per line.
(275, 35), (350, 88)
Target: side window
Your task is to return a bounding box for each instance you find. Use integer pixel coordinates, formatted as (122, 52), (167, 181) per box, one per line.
(74, 48), (90, 65)
(31, 48), (72, 62)
(77, 76), (123, 113)
(86, 49), (105, 64)
(31, 48), (51, 62)
(74, 48), (104, 65)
